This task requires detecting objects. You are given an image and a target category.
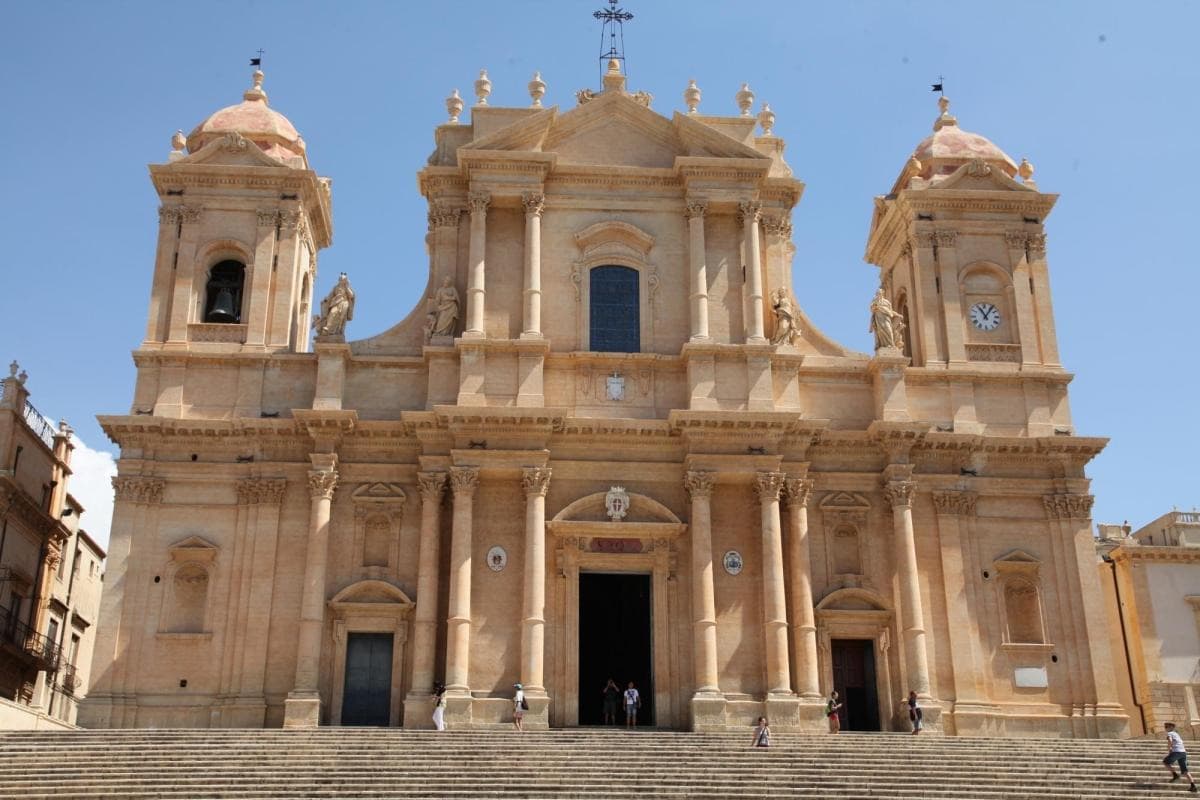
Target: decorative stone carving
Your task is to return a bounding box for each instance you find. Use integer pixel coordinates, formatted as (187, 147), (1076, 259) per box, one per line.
(522, 193), (545, 216)
(683, 471), (715, 500)
(754, 471), (785, 502)
(312, 272), (355, 338)
(468, 191), (491, 215)
(449, 466), (479, 496)
(474, 69), (491, 106)
(445, 89), (464, 124)
(417, 472), (447, 502)
(769, 287), (799, 346)
(178, 206), (202, 224)
(683, 79), (701, 114)
(966, 159), (991, 177)
(1042, 493), (1094, 520)
(527, 72), (546, 108)
(736, 83), (755, 116)
(631, 90), (653, 108)
(221, 131), (249, 152)
(883, 481), (916, 509)
(737, 200), (762, 224)
(575, 88), (597, 105)
(758, 102), (775, 136)
(934, 230), (957, 247)
(307, 469), (338, 499)
(111, 476), (165, 505)
(256, 209), (279, 228)
(605, 486), (630, 521)
(428, 203), (462, 229)
(869, 288), (904, 351)
(1026, 233), (1047, 257)
(784, 478), (815, 508)
(965, 343), (1021, 363)
(932, 490), (977, 516)
(521, 467), (552, 497)
(684, 201), (707, 220)
(762, 215), (792, 238)
(278, 210), (301, 230)
(1005, 230), (1027, 248)
(236, 478), (287, 505)
(425, 276), (460, 341)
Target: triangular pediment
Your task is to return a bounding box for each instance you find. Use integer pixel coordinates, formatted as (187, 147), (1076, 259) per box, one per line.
(173, 132), (293, 169)
(673, 112), (770, 160)
(819, 491), (871, 510)
(463, 107), (557, 152)
(543, 92), (684, 168)
(351, 482), (408, 504)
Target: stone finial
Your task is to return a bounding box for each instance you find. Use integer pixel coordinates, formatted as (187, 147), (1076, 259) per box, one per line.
(7, 361), (17, 378)
(58, 419), (73, 437)
(244, 69), (268, 104)
(683, 79), (701, 114)
(474, 69), (492, 106)
(757, 103), (775, 136)
(1019, 157), (1035, 180)
(736, 83), (755, 117)
(17, 369), (27, 385)
(171, 130), (186, 152)
(602, 58), (625, 93)
(528, 71), (546, 108)
(445, 89), (464, 124)
(933, 95), (957, 131)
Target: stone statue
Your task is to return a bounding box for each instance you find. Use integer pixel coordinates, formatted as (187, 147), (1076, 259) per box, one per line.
(869, 288), (904, 351)
(427, 276), (460, 340)
(769, 287), (799, 346)
(312, 272), (355, 338)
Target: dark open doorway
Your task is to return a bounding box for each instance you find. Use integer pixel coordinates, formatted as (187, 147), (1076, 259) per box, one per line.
(579, 572), (653, 726)
(831, 638), (880, 731)
(341, 632), (393, 726)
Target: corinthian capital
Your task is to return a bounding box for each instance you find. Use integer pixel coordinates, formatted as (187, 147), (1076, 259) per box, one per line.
(449, 466), (479, 496)
(784, 478), (814, 509)
(737, 200), (762, 224)
(762, 214), (792, 238)
(1042, 493), (1094, 520)
(883, 480), (916, 509)
(754, 471), (785, 503)
(683, 470), (715, 500)
(521, 467), (552, 497)
(932, 490), (977, 517)
(307, 469), (338, 499)
(237, 478), (287, 505)
(417, 472), (447, 502)
(112, 476), (165, 505)
(684, 201), (708, 220)
(521, 193), (545, 216)
(468, 191), (491, 214)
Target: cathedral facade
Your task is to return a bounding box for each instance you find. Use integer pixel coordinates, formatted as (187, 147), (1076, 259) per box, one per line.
(80, 60), (1128, 737)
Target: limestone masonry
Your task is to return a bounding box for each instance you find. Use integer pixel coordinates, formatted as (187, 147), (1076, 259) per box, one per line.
(80, 59), (1130, 736)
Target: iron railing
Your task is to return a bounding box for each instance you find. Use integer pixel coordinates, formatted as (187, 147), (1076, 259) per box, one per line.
(22, 401), (55, 449)
(0, 605), (61, 671)
(60, 663), (79, 695)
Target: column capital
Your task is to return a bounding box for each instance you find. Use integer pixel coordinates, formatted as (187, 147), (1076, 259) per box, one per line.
(111, 476), (165, 505)
(783, 477), (814, 509)
(684, 470), (715, 500)
(521, 192), (545, 217)
(934, 230), (958, 247)
(883, 480), (916, 509)
(521, 466), (552, 497)
(737, 200), (762, 223)
(684, 200), (708, 220)
(307, 469), (338, 500)
(762, 213), (792, 238)
(754, 471), (785, 503)
(449, 466), (480, 496)
(468, 191), (492, 214)
(932, 490), (977, 517)
(237, 478), (287, 505)
(1026, 232), (1047, 257)
(417, 471), (448, 502)
(1042, 492), (1094, 520)
(427, 203), (463, 230)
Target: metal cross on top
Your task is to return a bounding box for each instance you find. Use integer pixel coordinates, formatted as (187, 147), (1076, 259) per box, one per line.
(593, 0), (633, 76)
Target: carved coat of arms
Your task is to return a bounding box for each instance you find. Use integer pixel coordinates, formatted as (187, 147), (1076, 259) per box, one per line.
(605, 486), (630, 521)
(606, 372), (625, 401)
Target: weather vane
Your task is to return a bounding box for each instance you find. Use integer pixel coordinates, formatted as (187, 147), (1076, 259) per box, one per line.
(931, 75), (945, 96)
(250, 49), (265, 68)
(594, 0), (633, 77)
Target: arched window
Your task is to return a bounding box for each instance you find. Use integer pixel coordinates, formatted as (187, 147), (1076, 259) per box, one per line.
(169, 564), (209, 633)
(204, 260), (246, 323)
(589, 266), (639, 353)
(1003, 578), (1044, 644)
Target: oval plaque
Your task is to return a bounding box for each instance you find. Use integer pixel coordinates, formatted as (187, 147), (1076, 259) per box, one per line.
(723, 550), (744, 576)
(486, 545), (507, 572)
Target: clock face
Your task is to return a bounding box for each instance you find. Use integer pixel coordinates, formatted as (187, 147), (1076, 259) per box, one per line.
(969, 302), (1001, 331)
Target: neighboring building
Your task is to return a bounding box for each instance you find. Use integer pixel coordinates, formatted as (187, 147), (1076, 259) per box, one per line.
(0, 363), (75, 727)
(1099, 512), (1200, 738)
(81, 59), (1125, 738)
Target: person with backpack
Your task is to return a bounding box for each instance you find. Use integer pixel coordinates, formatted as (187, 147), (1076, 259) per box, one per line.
(623, 681), (641, 729)
(513, 683), (526, 732)
(905, 690), (923, 734)
(751, 716), (770, 748)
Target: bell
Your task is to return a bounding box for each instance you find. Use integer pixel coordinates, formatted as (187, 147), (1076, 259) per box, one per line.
(206, 288), (238, 323)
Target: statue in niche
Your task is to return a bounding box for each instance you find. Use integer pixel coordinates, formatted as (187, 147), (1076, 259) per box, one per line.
(868, 287), (904, 351)
(769, 287), (799, 346)
(312, 272), (354, 338)
(425, 276), (460, 341)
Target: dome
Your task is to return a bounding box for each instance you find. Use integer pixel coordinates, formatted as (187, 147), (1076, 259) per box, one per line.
(186, 70), (307, 165)
(907, 97), (1016, 182)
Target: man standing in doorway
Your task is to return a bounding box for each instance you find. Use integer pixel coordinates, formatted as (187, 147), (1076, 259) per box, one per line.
(624, 681), (641, 729)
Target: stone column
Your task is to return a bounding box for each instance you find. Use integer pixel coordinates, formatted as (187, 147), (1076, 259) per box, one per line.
(1005, 231), (1041, 367)
(444, 466), (479, 694)
(521, 193), (545, 338)
(884, 477), (931, 698)
(933, 230), (966, 364)
(932, 490), (986, 729)
(1026, 233), (1061, 367)
(283, 455), (338, 728)
(685, 201), (710, 341)
(520, 467), (551, 698)
(784, 477), (820, 699)
(464, 192), (490, 337)
(684, 471), (719, 694)
(755, 472), (792, 694)
(409, 472), (447, 701)
(739, 201), (766, 343)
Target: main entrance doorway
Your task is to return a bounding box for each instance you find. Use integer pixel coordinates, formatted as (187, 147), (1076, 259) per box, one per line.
(578, 572), (653, 726)
(831, 639), (880, 731)
(341, 632), (393, 726)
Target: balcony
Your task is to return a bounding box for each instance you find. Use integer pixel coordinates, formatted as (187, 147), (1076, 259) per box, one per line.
(0, 606), (61, 672)
(60, 663), (79, 695)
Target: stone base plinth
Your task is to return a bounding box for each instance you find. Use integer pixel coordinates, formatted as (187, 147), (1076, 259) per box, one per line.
(690, 693), (728, 731)
(403, 693), (435, 730)
(282, 693), (321, 729)
(521, 692), (551, 730)
(443, 693), (475, 727)
(764, 694), (802, 730)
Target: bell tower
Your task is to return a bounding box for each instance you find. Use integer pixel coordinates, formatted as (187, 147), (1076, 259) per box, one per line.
(140, 69), (332, 359)
(866, 97), (1060, 372)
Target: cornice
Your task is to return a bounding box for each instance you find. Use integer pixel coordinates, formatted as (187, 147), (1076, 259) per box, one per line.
(1109, 545), (1200, 564)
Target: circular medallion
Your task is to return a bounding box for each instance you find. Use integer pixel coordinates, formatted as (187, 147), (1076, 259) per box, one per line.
(723, 550), (744, 576)
(486, 546), (507, 572)
(968, 302), (1001, 331)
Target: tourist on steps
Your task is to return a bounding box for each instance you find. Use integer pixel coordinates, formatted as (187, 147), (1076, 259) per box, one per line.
(826, 691), (842, 734)
(513, 683), (526, 732)
(905, 691), (923, 735)
(751, 716), (770, 748)
(602, 678), (621, 726)
(431, 682), (446, 731)
(624, 681), (641, 729)
(1163, 722), (1198, 792)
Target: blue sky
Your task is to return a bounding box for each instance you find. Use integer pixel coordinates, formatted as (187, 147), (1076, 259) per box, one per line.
(3, 1), (1197, 543)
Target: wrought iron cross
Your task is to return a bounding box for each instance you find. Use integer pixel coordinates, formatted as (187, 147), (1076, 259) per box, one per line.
(593, 0), (633, 76)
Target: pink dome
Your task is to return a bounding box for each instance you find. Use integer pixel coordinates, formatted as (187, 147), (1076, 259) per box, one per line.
(909, 97), (1016, 179)
(186, 70), (307, 164)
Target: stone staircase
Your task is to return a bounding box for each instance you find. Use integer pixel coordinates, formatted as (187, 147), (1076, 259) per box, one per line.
(0, 728), (1181, 799)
